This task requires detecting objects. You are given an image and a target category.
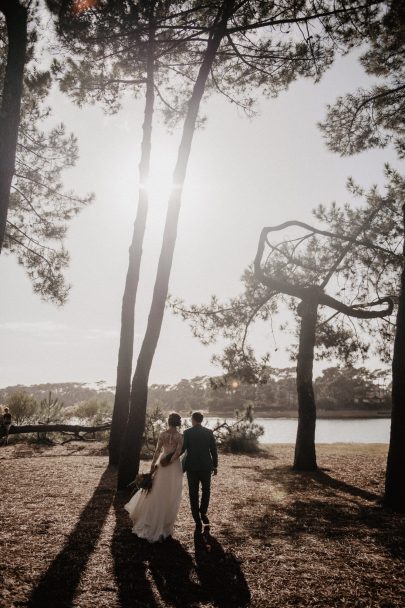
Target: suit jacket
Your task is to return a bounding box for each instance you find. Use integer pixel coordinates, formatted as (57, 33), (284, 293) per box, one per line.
(182, 425), (218, 472)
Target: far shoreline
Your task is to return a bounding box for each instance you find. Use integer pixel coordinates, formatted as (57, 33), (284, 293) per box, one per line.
(203, 410), (391, 420)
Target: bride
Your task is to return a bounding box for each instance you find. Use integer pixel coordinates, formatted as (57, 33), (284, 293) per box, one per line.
(124, 412), (184, 543)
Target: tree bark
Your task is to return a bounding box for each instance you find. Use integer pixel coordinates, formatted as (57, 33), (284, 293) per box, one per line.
(293, 298), (318, 471)
(117, 0), (235, 489)
(384, 204), (405, 513)
(0, 0), (27, 253)
(108, 24), (155, 466)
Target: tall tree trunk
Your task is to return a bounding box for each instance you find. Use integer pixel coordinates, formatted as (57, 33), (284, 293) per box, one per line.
(384, 204), (405, 513)
(108, 29), (155, 466)
(294, 298), (318, 471)
(0, 0), (27, 253)
(117, 1), (234, 489)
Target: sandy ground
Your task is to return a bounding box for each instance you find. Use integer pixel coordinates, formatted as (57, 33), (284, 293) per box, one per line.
(0, 442), (404, 608)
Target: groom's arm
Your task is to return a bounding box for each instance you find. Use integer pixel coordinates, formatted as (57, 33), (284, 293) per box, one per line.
(210, 431), (218, 473)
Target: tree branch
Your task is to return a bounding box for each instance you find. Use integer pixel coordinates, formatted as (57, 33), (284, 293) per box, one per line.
(258, 218), (399, 259)
(254, 228), (394, 318)
(320, 197), (386, 289)
(5, 231), (55, 267)
(227, 1), (385, 34)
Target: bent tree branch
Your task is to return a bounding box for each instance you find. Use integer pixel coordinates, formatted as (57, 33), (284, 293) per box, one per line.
(254, 224), (394, 319)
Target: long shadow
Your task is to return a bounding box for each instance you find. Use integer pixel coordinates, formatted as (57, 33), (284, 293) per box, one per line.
(258, 465), (380, 502)
(148, 537), (199, 608)
(111, 492), (157, 608)
(194, 529), (251, 608)
(28, 466), (115, 608)
(112, 493), (198, 608)
(253, 465), (405, 561)
(309, 469), (381, 503)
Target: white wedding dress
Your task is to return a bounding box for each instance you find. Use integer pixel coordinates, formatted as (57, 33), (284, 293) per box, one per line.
(124, 429), (184, 543)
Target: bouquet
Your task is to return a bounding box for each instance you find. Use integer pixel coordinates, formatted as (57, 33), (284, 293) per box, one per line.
(128, 472), (154, 496)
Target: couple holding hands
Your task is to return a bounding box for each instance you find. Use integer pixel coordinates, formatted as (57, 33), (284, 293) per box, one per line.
(125, 411), (218, 543)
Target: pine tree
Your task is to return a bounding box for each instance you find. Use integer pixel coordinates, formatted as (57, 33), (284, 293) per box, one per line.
(0, 2), (92, 304)
(47, 0), (228, 463)
(319, 0), (405, 511)
(172, 173), (401, 470)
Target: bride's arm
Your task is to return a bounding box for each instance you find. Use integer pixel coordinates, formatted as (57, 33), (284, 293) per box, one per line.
(150, 433), (164, 472)
(171, 435), (184, 462)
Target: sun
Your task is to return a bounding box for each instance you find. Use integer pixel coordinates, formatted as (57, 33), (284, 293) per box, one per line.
(143, 143), (198, 209)
(119, 138), (202, 220)
(141, 142), (176, 207)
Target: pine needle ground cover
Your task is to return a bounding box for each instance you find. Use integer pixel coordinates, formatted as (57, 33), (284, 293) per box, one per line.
(0, 443), (404, 608)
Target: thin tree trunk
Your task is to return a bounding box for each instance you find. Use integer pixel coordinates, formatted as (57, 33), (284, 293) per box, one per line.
(0, 0), (27, 253)
(384, 204), (405, 513)
(294, 298), (318, 471)
(117, 1), (234, 489)
(108, 24), (155, 466)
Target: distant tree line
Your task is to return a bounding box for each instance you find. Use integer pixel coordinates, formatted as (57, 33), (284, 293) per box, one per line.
(147, 368), (391, 416)
(0, 368), (391, 421)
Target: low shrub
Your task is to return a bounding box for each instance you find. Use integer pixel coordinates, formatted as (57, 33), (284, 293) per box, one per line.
(73, 399), (112, 425)
(218, 420), (264, 453)
(215, 404), (264, 454)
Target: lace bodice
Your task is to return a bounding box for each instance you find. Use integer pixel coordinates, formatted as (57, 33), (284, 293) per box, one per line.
(151, 430), (183, 467)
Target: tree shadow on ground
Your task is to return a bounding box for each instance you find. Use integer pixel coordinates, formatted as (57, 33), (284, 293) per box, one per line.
(27, 466), (116, 608)
(259, 465), (381, 502)
(251, 465), (405, 561)
(112, 493), (251, 608)
(312, 468), (381, 502)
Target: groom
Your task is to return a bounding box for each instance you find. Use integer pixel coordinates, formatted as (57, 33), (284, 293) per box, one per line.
(182, 412), (218, 532)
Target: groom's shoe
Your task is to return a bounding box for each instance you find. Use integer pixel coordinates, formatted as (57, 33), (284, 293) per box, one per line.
(200, 513), (210, 526)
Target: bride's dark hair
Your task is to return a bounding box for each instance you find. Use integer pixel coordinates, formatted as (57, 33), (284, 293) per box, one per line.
(168, 412), (181, 428)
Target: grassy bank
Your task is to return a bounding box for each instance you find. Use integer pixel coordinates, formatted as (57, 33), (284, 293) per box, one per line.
(0, 443), (404, 607)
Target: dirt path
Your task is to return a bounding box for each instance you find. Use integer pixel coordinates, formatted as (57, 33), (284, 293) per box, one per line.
(0, 443), (404, 607)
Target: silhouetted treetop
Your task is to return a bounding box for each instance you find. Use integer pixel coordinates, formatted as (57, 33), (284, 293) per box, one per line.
(0, 4), (92, 304)
(47, 0), (388, 120)
(320, 0), (405, 157)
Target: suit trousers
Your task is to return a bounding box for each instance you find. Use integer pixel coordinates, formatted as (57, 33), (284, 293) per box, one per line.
(186, 470), (212, 523)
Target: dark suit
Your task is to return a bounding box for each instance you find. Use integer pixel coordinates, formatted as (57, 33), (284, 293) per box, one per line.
(182, 425), (218, 523)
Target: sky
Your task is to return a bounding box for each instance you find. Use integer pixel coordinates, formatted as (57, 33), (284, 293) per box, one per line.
(0, 44), (400, 389)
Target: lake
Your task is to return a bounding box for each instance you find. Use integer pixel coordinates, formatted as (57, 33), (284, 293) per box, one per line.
(205, 417), (391, 444)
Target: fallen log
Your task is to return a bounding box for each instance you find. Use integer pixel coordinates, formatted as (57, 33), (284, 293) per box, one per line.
(7, 423), (111, 435)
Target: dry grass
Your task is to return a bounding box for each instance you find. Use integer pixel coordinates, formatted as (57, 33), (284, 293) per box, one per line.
(0, 442), (404, 608)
